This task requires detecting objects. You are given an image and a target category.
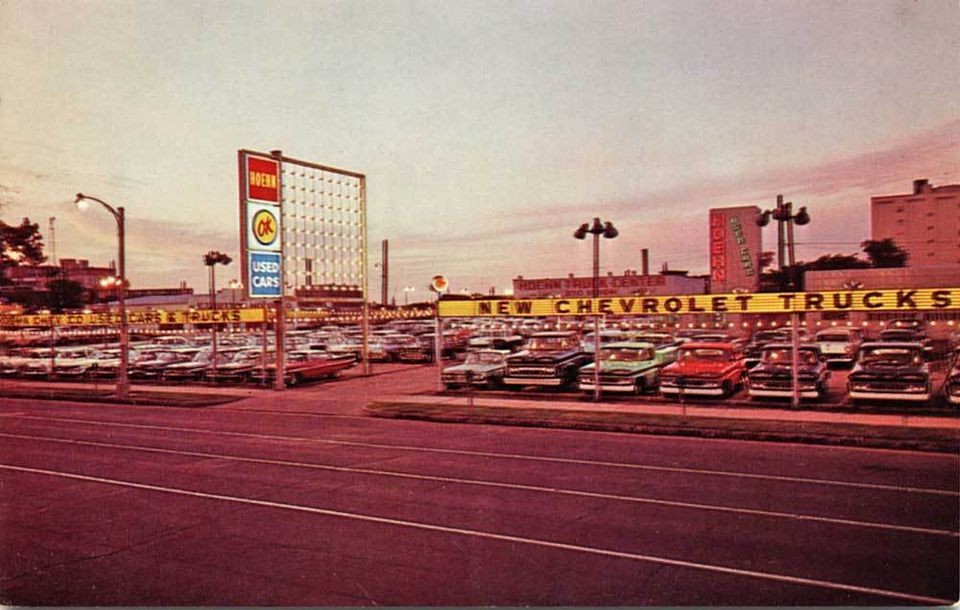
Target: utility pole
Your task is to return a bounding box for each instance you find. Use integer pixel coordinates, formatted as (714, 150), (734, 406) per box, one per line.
(381, 239), (389, 306)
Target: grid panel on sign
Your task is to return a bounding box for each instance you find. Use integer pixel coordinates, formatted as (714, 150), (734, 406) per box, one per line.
(279, 161), (364, 297)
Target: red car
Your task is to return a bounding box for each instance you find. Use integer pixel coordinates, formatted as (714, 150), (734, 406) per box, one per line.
(659, 342), (745, 397)
(250, 351), (355, 385)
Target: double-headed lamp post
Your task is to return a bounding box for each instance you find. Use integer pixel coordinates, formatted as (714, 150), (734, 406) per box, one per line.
(75, 193), (129, 400)
(574, 217), (619, 401)
(203, 251), (232, 381)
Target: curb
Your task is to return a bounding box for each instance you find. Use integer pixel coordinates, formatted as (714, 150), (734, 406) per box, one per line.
(0, 387), (242, 408)
(365, 401), (960, 454)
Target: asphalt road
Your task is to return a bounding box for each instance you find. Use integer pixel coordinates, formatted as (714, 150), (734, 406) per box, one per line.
(1, 365), (957, 606)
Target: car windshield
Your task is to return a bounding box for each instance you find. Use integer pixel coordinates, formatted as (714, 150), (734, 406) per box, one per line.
(753, 331), (787, 343)
(859, 347), (921, 366)
(761, 348), (818, 365)
(817, 333), (851, 342)
(527, 338), (572, 351)
(880, 331), (917, 342)
(633, 334), (672, 346)
(601, 347), (654, 362)
(464, 352), (503, 365)
(679, 348), (729, 361)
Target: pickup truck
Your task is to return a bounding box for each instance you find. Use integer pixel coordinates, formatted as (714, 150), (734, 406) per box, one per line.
(946, 349), (960, 406)
(847, 342), (931, 403)
(503, 331), (591, 388)
(577, 341), (661, 394)
(746, 343), (829, 400)
(442, 350), (509, 389)
(659, 342), (745, 397)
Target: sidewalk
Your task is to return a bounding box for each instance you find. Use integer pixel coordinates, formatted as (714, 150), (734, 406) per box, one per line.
(387, 392), (960, 430)
(368, 393), (960, 453)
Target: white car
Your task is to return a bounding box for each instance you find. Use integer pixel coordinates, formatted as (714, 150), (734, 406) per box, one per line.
(52, 346), (106, 378)
(814, 328), (863, 366)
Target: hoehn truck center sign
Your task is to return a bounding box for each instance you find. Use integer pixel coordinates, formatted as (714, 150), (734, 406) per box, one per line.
(438, 288), (960, 317)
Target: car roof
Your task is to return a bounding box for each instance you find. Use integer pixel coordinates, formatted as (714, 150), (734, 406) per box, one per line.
(604, 341), (656, 350)
(859, 341), (924, 349)
(762, 343), (821, 351)
(679, 341), (735, 350)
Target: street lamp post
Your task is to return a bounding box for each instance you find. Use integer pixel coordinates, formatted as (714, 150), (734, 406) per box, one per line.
(75, 193), (129, 400)
(757, 196), (810, 408)
(204, 251), (232, 382)
(574, 217), (619, 401)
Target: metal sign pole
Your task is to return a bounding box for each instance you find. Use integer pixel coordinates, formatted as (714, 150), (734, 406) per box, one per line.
(436, 294), (443, 392)
(271, 150), (286, 391)
(791, 311), (800, 408)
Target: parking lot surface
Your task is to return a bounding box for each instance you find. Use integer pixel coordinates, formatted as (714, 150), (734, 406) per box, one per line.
(1, 364), (958, 605)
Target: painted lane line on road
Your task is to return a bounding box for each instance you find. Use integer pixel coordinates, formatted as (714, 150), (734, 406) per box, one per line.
(2, 431), (955, 539)
(0, 463), (950, 606)
(2, 413), (957, 497)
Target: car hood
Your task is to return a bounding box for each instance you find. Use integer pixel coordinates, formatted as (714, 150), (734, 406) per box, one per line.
(444, 363), (503, 374)
(662, 360), (735, 375)
(581, 360), (658, 373)
(751, 363), (821, 376)
(508, 349), (581, 363)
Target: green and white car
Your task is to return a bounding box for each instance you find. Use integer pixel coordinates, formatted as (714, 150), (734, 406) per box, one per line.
(577, 341), (662, 394)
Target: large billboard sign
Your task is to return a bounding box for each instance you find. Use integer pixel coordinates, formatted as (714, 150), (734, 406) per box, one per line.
(238, 149), (367, 303)
(709, 205), (761, 293)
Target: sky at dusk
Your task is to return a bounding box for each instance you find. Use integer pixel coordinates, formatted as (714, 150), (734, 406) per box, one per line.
(1, 0), (958, 300)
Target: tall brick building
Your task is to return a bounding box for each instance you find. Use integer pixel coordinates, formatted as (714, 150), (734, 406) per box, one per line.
(871, 179), (960, 267)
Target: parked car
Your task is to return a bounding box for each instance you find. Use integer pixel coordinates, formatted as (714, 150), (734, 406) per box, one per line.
(467, 329), (524, 352)
(577, 341), (662, 394)
(0, 348), (36, 376)
(249, 351), (355, 385)
(743, 330), (790, 368)
(659, 342), (745, 397)
(746, 343), (829, 400)
(207, 349), (265, 383)
(627, 332), (681, 366)
(945, 349), (960, 406)
(85, 347), (140, 379)
(581, 329), (630, 353)
(398, 334), (435, 364)
(674, 329), (713, 344)
(878, 328), (935, 359)
(51, 346), (105, 378)
(441, 350), (509, 389)
(131, 349), (198, 380)
(887, 318), (925, 333)
(18, 348), (56, 378)
(325, 336), (363, 360)
(847, 342), (931, 403)
(162, 350), (237, 381)
(814, 328), (863, 367)
(503, 331), (591, 388)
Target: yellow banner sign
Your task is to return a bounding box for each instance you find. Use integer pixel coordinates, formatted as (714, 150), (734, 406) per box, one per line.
(438, 288), (960, 318)
(0, 308), (267, 328)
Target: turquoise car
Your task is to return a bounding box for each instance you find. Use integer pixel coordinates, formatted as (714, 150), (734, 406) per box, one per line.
(577, 341), (662, 394)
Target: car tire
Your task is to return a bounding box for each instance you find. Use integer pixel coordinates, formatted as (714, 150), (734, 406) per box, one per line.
(721, 380), (733, 397)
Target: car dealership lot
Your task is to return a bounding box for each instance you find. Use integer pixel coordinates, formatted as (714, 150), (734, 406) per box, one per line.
(0, 364), (957, 606)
